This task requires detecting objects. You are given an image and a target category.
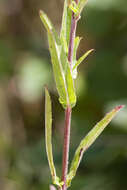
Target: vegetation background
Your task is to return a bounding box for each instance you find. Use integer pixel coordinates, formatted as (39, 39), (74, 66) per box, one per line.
(0, 0), (127, 189)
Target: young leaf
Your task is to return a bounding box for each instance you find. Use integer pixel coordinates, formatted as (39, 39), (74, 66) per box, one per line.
(73, 37), (82, 65)
(60, 0), (72, 46)
(59, 46), (76, 108)
(60, 42), (68, 74)
(67, 105), (124, 187)
(48, 33), (69, 108)
(77, 0), (88, 15)
(40, 10), (77, 109)
(72, 36), (82, 79)
(45, 88), (57, 183)
(45, 88), (64, 187)
(69, 1), (79, 15)
(61, 36), (68, 54)
(40, 10), (60, 45)
(40, 10), (69, 108)
(65, 63), (77, 108)
(72, 49), (94, 71)
(59, 41), (77, 108)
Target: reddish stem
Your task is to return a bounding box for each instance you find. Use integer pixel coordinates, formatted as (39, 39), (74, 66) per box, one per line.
(61, 1), (78, 190)
(62, 106), (72, 190)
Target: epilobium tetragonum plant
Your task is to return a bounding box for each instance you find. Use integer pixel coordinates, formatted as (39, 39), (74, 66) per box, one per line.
(39, 0), (124, 190)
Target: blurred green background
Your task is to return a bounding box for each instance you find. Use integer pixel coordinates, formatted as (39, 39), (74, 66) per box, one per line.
(0, 0), (127, 189)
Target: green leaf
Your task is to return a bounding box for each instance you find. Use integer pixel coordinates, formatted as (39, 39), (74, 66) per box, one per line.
(53, 176), (64, 187)
(61, 36), (68, 54)
(72, 36), (82, 79)
(73, 37), (82, 65)
(48, 33), (69, 108)
(60, 42), (68, 74)
(40, 10), (76, 108)
(45, 88), (57, 182)
(40, 10), (60, 45)
(45, 88), (64, 188)
(69, 1), (79, 15)
(77, 0), (88, 15)
(72, 49), (94, 72)
(65, 63), (77, 108)
(60, 35), (77, 107)
(60, 0), (72, 46)
(40, 10), (69, 108)
(60, 44), (76, 108)
(67, 105), (124, 187)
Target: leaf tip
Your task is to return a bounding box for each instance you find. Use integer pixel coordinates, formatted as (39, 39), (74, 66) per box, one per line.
(44, 85), (50, 97)
(89, 48), (95, 54)
(39, 10), (43, 16)
(91, 48), (95, 51)
(115, 105), (125, 111)
(44, 84), (48, 90)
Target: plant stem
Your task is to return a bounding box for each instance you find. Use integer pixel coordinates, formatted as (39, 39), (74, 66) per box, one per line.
(62, 106), (72, 190)
(61, 1), (78, 190)
(68, 7), (78, 69)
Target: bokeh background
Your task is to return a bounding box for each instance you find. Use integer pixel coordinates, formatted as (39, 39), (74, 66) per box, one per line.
(0, 0), (127, 189)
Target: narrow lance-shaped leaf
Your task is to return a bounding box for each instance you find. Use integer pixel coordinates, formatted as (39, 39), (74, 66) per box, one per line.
(65, 63), (77, 108)
(40, 10), (60, 45)
(77, 0), (88, 15)
(73, 37), (82, 65)
(60, 49), (77, 108)
(40, 11), (69, 108)
(45, 88), (57, 182)
(60, 0), (72, 46)
(67, 105), (124, 187)
(69, 1), (79, 15)
(48, 33), (69, 108)
(72, 36), (82, 79)
(72, 49), (94, 72)
(45, 88), (64, 187)
(60, 45), (68, 74)
(40, 10), (76, 108)
(60, 41), (77, 107)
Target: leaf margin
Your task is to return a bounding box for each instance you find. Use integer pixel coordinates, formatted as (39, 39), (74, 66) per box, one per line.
(45, 87), (57, 182)
(67, 105), (124, 187)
